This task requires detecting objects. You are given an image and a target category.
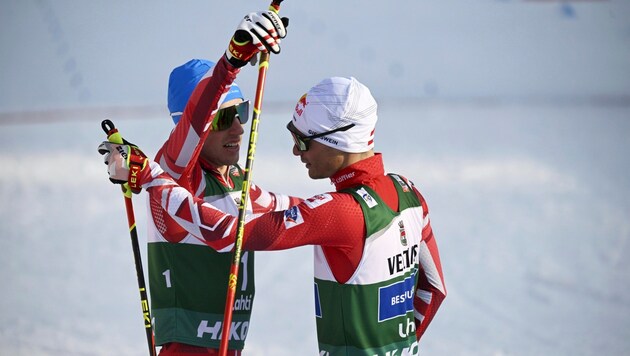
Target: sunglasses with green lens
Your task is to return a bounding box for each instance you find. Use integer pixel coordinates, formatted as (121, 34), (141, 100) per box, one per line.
(211, 100), (250, 131)
(286, 121), (355, 152)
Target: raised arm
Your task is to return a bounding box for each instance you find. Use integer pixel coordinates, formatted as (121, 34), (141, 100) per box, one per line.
(155, 10), (288, 189)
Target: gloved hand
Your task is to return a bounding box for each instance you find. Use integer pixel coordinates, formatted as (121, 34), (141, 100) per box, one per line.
(98, 141), (148, 194)
(225, 10), (289, 68)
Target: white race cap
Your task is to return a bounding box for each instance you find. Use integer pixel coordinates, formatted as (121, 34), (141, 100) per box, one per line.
(291, 77), (377, 153)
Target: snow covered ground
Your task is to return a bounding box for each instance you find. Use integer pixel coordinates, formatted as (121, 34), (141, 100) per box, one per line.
(2, 0), (629, 354)
(1, 101), (629, 355)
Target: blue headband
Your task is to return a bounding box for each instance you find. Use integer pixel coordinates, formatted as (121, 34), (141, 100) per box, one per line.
(167, 59), (244, 124)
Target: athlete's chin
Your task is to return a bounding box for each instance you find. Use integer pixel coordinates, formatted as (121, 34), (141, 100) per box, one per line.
(222, 153), (240, 166)
(306, 168), (327, 180)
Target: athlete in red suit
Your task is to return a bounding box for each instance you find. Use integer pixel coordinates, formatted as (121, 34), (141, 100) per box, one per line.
(101, 73), (445, 356)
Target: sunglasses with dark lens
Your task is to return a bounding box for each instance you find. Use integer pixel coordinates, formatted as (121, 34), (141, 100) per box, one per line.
(286, 121), (355, 152)
(211, 100), (250, 131)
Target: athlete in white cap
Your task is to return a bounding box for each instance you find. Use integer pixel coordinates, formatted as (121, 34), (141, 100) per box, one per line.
(99, 76), (446, 356)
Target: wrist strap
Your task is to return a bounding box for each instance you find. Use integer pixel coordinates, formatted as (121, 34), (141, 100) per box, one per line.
(128, 147), (146, 191)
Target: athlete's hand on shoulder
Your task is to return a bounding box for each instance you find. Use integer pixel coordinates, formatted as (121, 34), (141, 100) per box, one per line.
(225, 10), (289, 68)
(97, 141), (148, 194)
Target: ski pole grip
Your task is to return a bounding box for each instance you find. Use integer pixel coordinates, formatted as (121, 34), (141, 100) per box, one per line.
(269, 0), (283, 13)
(101, 119), (124, 144)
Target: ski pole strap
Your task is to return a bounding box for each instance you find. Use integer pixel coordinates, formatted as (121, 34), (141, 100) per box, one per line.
(128, 146), (147, 192)
(269, 0), (283, 13)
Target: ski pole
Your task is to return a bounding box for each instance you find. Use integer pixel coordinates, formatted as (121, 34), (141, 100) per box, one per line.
(101, 119), (157, 356)
(218, 1), (284, 354)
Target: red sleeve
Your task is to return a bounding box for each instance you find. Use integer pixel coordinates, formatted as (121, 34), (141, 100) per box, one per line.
(242, 193), (362, 252)
(142, 164), (362, 253)
(410, 185), (447, 341)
